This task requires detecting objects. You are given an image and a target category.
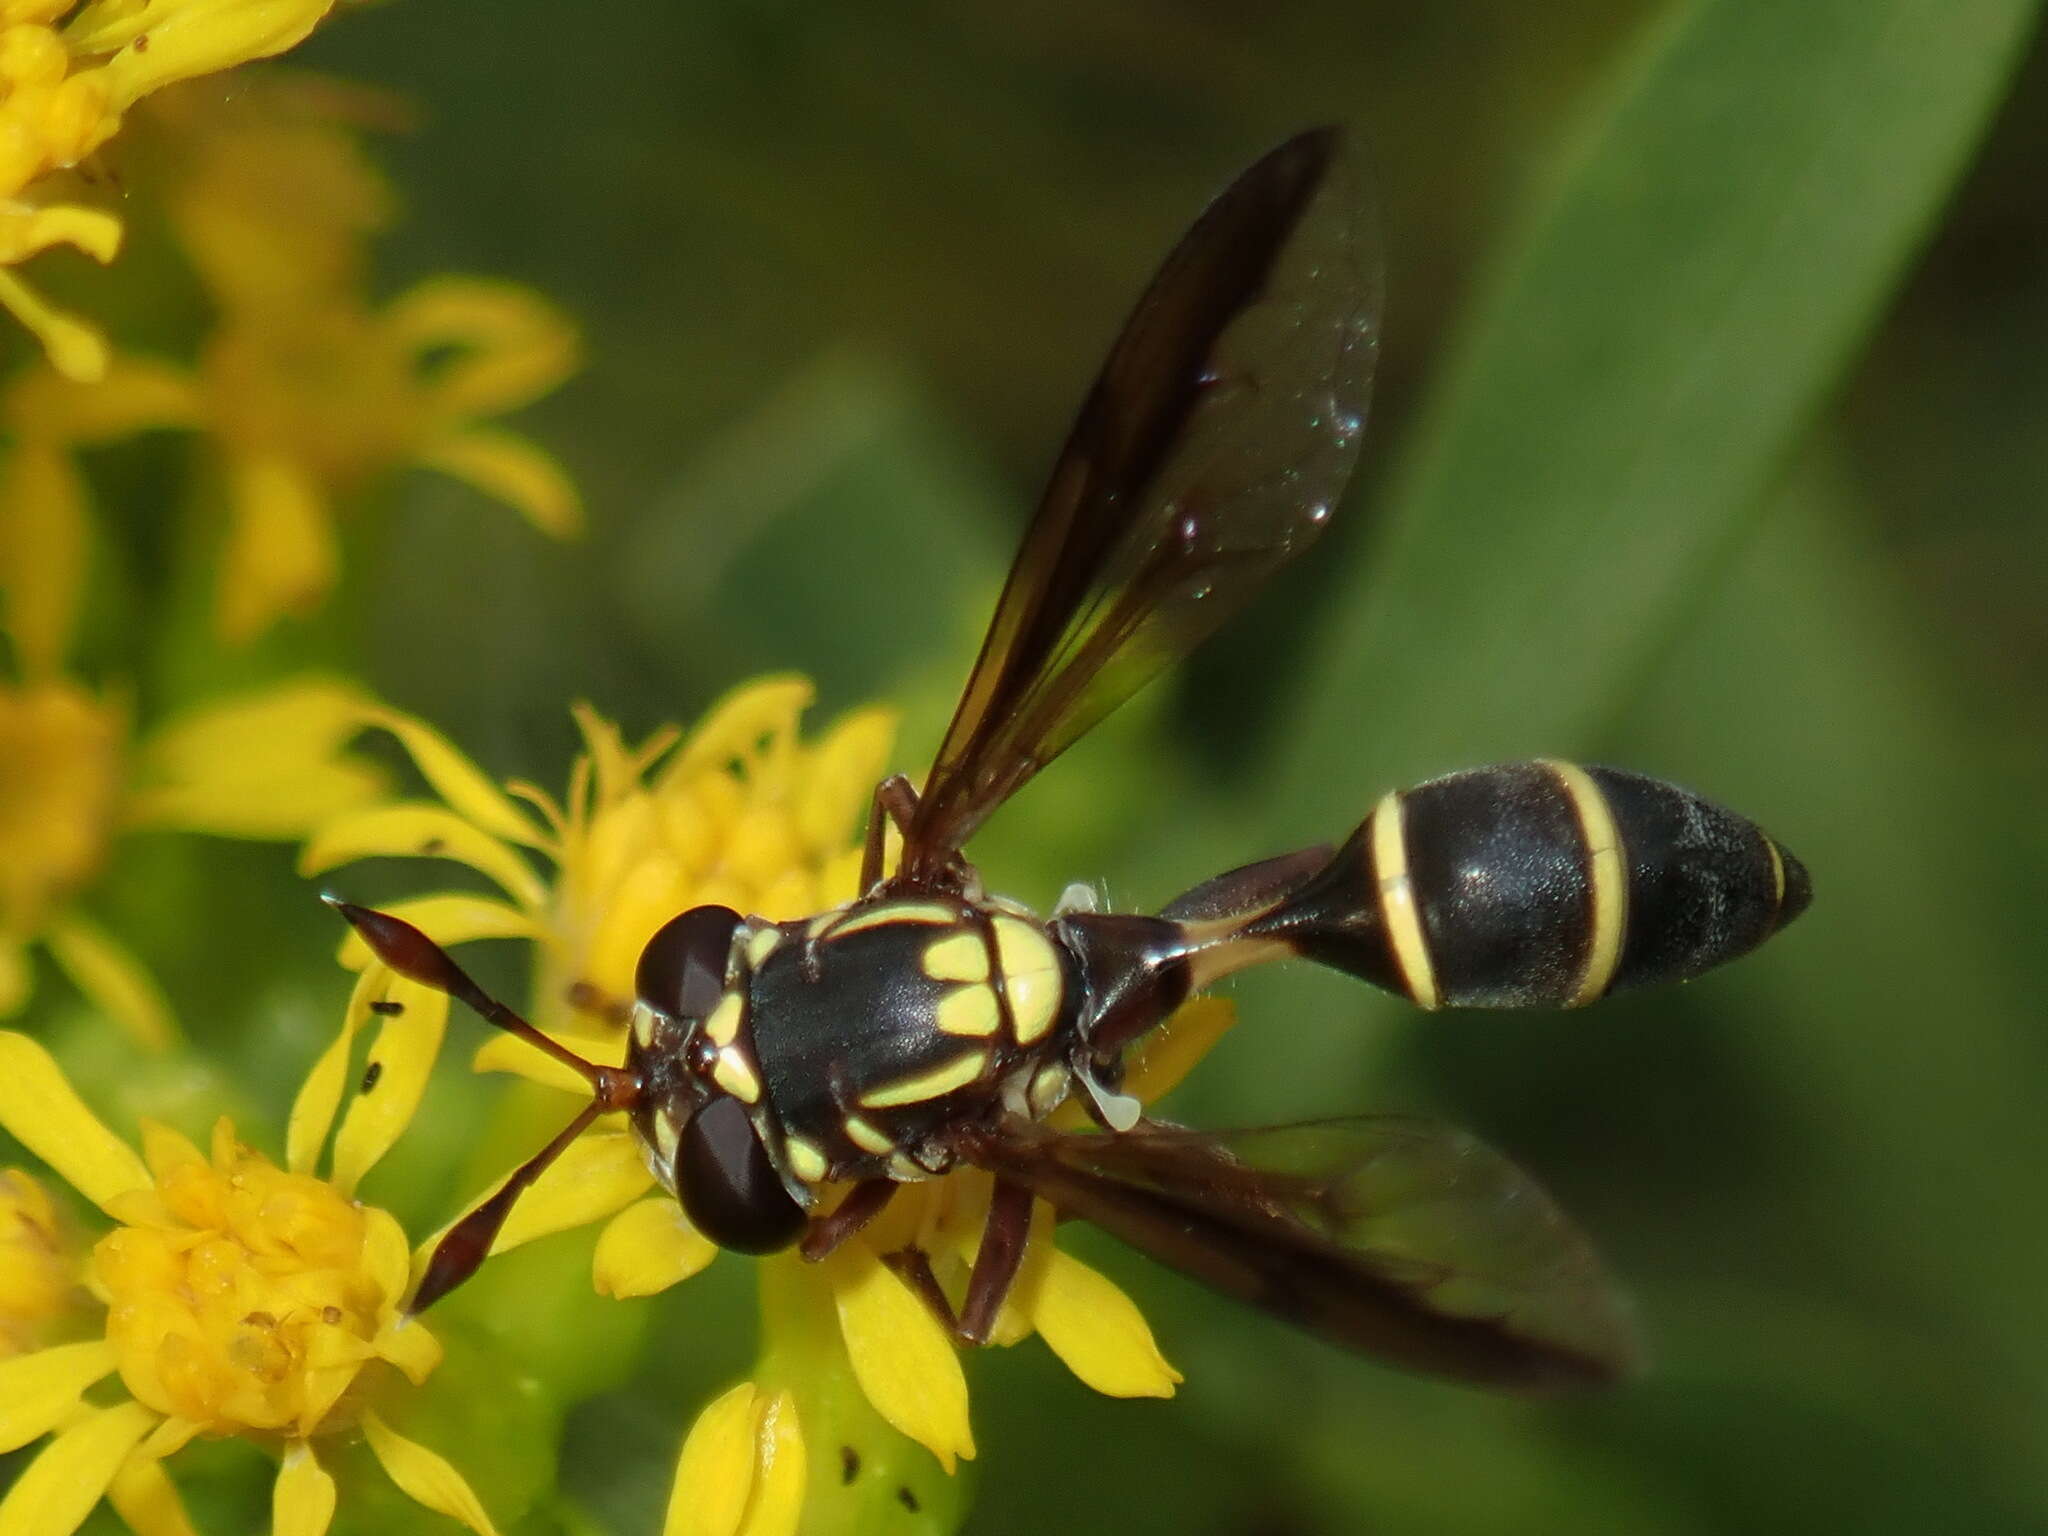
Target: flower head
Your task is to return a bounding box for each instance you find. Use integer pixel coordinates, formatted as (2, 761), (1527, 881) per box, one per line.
(0, 1016), (499, 1536)
(0, 0), (341, 380)
(0, 659), (385, 1046)
(303, 680), (1230, 1530)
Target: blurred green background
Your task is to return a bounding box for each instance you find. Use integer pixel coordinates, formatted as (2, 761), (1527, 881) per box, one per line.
(24, 0), (2048, 1532)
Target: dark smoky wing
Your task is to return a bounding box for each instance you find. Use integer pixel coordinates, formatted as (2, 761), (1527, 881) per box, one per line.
(904, 129), (1383, 872)
(960, 1115), (1640, 1392)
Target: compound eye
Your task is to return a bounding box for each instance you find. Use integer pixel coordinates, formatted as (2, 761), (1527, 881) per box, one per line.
(636, 905), (741, 1021)
(675, 1095), (806, 1254)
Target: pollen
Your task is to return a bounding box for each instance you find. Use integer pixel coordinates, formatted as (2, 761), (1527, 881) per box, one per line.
(92, 1120), (411, 1438)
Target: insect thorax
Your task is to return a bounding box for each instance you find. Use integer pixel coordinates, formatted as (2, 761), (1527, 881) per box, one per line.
(631, 895), (1080, 1205)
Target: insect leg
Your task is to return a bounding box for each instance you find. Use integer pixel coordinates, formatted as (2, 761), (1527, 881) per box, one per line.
(882, 1248), (962, 1334)
(956, 1179), (1035, 1345)
(799, 1178), (899, 1261)
(859, 774), (923, 891)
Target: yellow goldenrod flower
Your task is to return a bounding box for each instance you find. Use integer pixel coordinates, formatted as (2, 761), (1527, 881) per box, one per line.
(300, 679), (1227, 1527)
(0, 1169), (80, 1359)
(0, 79), (583, 646)
(0, 661), (386, 1045)
(0, 1019), (501, 1536)
(157, 79), (583, 642)
(0, 0), (340, 381)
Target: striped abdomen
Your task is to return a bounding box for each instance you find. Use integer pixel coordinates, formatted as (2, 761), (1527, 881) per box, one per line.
(1247, 761), (1809, 1009)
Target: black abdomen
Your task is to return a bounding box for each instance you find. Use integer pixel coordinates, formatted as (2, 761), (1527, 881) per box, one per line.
(1258, 761), (1809, 1008)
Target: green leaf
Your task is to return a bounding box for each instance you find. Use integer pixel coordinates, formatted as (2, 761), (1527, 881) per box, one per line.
(1266, 0), (2041, 835)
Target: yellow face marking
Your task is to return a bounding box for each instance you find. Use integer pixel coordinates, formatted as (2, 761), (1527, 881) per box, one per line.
(631, 1004), (658, 1048)
(712, 1049), (762, 1104)
(936, 984), (1001, 1038)
(842, 1115), (894, 1156)
(745, 926), (783, 968)
(1027, 1064), (1070, 1118)
(829, 901), (956, 939)
(921, 931), (989, 984)
(704, 992), (744, 1047)
(1541, 760), (1629, 1007)
(653, 1108), (682, 1169)
(860, 1048), (987, 1108)
(888, 1153), (932, 1183)
(784, 1136), (829, 1184)
(992, 917), (1062, 1044)
(1765, 837), (1786, 908)
(1371, 789), (1441, 1010)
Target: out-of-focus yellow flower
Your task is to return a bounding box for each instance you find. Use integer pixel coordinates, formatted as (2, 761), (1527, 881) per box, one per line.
(0, 79), (583, 647)
(160, 79), (582, 642)
(0, 659), (385, 1045)
(0, 1020), (500, 1536)
(0, 1169), (80, 1359)
(301, 679), (1220, 1530)
(0, 0), (340, 381)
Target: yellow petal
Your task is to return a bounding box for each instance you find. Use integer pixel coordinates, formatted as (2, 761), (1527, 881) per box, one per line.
(333, 893), (539, 970)
(285, 966), (375, 1175)
(360, 1206), (415, 1311)
(273, 1445), (336, 1536)
(1024, 1249), (1181, 1398)
(361, 1411), (498, 1536)
(299, 802), (546, 913)
(663, 1382), (757, 1536)
(0, 1341), (118, 1453)
(486, 1124), (649, 1254)
(593, 1197), (716, 1299)
(661, 677), (814, 789)
(328, 978), (450, 1194)
(44, 911), (176, 1051)
(216, 452), (337, 643)
(417, 428), (582, 538)
(0, 1032), (150, 1212)
(822, 1243), (974, 1472)
(0, 355), (199, 442)
(0, 267), (110, 383)
(0, 1399), (156, 1536)
(127, 676), (384, 837)
(737, 1389), (804, 1536)
(89, 0), (334, 110)
(0, 442), (86, 676)
(0, 205), (122, 268)
(381, 276), (578, 418)
(797, 706), (897, 857)
(354, 707), (547, 846)
(371, 1313), (442, 1387)
(106, 1453), (198, 1536)
(470, 1034), (593, 1095)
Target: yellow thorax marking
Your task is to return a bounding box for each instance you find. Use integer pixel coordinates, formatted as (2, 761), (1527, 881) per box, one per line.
(860, 1049), (987, 1108)
(842, 1115), (894, 1156)
(1541, 760), (1628, 1007)
(1371, 790), (1441, 1010)
(745, 926), (783, 968)
(935, 984), (1001, 1038)
(921, 931), (989, 983)
(829, 902), (956, 939)
(992, 916), (1061, 1043)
